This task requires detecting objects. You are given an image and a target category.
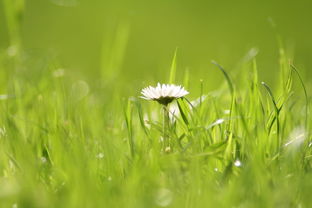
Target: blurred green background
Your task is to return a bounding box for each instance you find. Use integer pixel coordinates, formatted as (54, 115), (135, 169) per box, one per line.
(1, 0), (312, 91)
(1, 1), (312, 207)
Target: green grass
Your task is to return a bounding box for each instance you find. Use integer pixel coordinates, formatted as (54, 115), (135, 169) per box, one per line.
(1, 1), (312, 208)
(1, 46), (312, 208)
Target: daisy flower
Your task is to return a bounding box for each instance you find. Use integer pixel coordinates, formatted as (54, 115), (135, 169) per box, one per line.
(141, 83), (189, 105)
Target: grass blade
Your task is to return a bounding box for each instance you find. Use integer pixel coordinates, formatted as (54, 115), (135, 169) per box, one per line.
(123, 98), (135, 157)
(291, 64), (309, 129)
(169, 48), (178, 84)
(211, 60), (234, 95)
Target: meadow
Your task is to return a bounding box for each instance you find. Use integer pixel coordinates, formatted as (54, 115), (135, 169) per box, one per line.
(1, 0), (312, 207)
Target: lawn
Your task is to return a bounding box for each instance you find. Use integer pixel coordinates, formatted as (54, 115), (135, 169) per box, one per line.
(1, 0), (312, 207)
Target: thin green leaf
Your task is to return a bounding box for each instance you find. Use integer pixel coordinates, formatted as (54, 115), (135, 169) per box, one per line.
(169, 48), (178, 84)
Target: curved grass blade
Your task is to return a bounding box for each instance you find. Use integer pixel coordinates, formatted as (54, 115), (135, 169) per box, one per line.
(211, 61), (236, 159)
(211, 60), (234, 95)
(291, 64), (309, 128)
(261, 82), (281, 152)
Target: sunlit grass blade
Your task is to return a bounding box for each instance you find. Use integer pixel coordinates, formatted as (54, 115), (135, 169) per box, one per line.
(176, 99), (189, 126)
(261, 81), (281, 152)
(211, 60), (236, 160)
(211, 60), (234, 95)
(134, 99), (150, 137)
(183, 68), (190, 89)
(169, 48), (178, 84)
(2, 0), (24, 46)
(291, 64), (309, 129)
(101, 22), (130, 80)
(193, 140), (227, 157)
(123, 98), (135, 157)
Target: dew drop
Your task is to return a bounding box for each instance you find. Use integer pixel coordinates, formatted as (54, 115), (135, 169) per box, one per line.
(234, 160), (242, 167)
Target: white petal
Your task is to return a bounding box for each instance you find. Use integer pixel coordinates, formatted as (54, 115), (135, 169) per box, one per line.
(163, 85), (170, 97)
(166, 86), (174, 97)
(156, 84), (161, 95)
(161, 84), (166, 97)
(151, 87), (160, 98)
(172, 87), (182, 97)
(142, 88), (153, 99)
(145, 91), (154, 99)
(140, 96), (150, 100)
(176, 88), (186, 97)
(140, 83), (189, 101)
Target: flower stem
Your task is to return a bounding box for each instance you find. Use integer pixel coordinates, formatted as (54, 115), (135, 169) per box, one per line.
(163, 105), (170, 153)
